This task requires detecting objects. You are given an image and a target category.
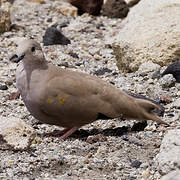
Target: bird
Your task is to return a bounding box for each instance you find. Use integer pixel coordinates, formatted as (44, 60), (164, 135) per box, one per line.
(10, 39), (167, 140)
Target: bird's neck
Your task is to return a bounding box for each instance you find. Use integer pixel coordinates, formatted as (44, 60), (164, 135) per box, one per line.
(23, 60), (48, 73)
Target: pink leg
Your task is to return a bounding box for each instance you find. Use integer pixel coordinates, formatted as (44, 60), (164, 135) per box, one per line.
(44, 128), (69, 137)
(60, 126), (79, 140)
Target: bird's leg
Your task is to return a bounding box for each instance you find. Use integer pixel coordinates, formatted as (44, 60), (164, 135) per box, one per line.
(44, 128), (70, 137)
(60, 126), (79, 140)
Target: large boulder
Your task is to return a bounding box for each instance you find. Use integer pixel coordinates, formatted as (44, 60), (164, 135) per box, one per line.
(161, 171), (180, 180)
(155, 130), (180, 175)
(112, 0), (180, 73)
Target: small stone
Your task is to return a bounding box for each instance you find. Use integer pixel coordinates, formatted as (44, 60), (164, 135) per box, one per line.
(32, 137), (42, 144)
(93, 68), (112, 76)
(142, 170), (151, 179)
(68, 51), (79, 59)
(5, 79), (13, 86)
(93, 54), (101, 61)
(56, 1), (78, 17)
(172, 98), (180, 108)
(152, 69), (161, 79)
(161, 61), (180, 83)
(130, 160), (142, 168)
(69, 0), (103, 15)
(84, 158), (90, 164)
(0, 116), (36, 150)
(0, 84), (8, 90)
(102, 0), (129, 18)
(159, 74), (176, 88)
(138, 61), (161, 75)
(86, 134), (107, 144)
(131, 121), (147, 132)
(43, 27), (71, 46)
(175, 83), (180, 91)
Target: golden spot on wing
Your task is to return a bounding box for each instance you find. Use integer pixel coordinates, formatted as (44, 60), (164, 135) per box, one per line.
(47, 98), (54, 104)
(57, 93), (67, 105)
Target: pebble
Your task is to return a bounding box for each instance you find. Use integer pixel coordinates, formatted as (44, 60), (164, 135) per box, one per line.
(43, 26), (71, 46)
(161, 61), (180, 83)
(142, 170), (151, 179)
(130, 160), (142, 168)
(0, 85), (8, 90)
(159, 74), (176, 88)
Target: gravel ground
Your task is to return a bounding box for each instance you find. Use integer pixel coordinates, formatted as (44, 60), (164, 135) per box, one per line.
(0, 0), (179, 179)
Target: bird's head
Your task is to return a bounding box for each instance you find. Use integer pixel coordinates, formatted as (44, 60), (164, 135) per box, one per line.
(10, 39), (45, 64)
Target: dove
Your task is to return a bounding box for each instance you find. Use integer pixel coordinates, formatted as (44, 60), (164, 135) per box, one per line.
(10, 39), (167, 140)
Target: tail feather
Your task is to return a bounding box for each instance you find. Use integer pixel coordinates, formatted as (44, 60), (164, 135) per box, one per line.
(135, 99), (169, 125)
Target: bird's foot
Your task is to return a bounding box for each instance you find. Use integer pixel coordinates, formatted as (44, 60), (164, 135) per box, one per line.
(60, 126), (79, 140)
(44, 128), (70, 137)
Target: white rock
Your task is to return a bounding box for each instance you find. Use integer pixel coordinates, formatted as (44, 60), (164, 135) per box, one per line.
(159, 74), (176, 88)
(113, 0), (180, 72)
(138, 61), (160, 74)
(0, 116), (36, 150)
(155, 130), (180, 174)
(161, 170), (180, 180)
(55, 1), (78, 17)
(172, 98), (180, 108)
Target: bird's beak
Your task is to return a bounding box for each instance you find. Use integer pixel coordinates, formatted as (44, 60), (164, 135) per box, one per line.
(9, 53), (25, 63)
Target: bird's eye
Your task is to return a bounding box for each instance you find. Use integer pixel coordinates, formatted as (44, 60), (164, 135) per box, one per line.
(31, 47), (35, 52)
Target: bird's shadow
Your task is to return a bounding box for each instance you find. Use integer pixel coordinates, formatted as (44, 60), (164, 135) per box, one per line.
(42, 121), (147, 140)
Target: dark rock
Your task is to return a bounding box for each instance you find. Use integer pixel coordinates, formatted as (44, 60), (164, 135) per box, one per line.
(130, 160), (142, 168)
(10, 24), (25, 31)
(43, 27), (71, 46)
(112, 72), (119, 76)
(46, 18), (52, 23)
(69, 0), (103, 15)
(58, 21), (70, 29)
(167, 113), (174, 117)
(75, 62), (83, 66)
(121, 135), (129, 141)
(0, 85), (8, 90)
(102, 0), (129, 18)
(68, 51), (79, 59)
(131, 121), (147, 132)
(96, 23), (104, 29)
(102, 126), (129, 136)
(127, 0), (141, 8)
(152, 69), (161, 79)
(161, 61), (180, 83)
(109, 81), (115, 85)
(93, 67), (112, 76)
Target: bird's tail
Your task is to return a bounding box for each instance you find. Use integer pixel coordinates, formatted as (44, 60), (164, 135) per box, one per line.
(134, 98), (169, 125)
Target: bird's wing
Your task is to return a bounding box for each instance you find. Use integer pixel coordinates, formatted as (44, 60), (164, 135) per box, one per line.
(37, 69), (120, 126)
